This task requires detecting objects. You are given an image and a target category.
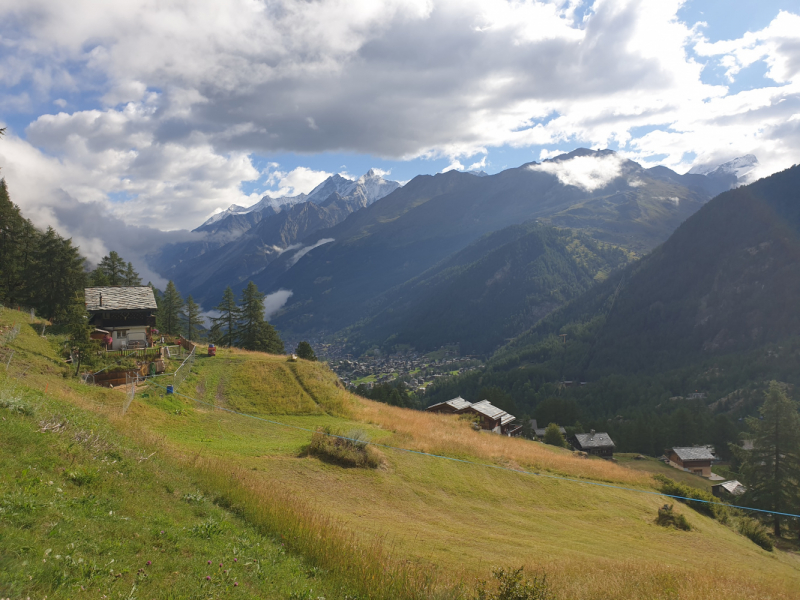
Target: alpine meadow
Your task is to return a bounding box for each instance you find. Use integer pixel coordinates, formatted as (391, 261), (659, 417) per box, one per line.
(2, 2), (800, 599)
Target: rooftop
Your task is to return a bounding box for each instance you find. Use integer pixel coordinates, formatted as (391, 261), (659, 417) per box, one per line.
(671, 446), (715, 462)
(85, 286), (158, 311)
(573, 432), (615, 449)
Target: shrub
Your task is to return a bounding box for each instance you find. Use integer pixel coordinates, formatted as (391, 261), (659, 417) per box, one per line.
(307, 427), (380, 468)
(0, 385), (34, 416)
(737, 517), (773, 551)
(542, 423), (566, 448)
(652, 474), (726, 520)
(474, 566), (552, 600)
(655, 504), (691, 531)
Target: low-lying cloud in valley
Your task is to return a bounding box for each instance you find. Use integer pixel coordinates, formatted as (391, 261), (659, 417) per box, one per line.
(263, 290), (294, 319)
(289, 239), (335, 267)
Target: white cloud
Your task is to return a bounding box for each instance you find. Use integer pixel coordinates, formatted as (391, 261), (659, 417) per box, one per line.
(262, 166), (332, 199)
(0, 0), (798, 245)
(263, 289), (294, 319)
(289, 238), (335, 267)
(530, 153), (625, 192)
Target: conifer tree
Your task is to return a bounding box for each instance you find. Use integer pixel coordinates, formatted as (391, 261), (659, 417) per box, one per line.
(181, 295), (203, 341)
(33, 227), (87, 322)
(66, 292), (94, 376)
(159, 281), (184, 336)
(123, 262), (142, 286)
(211, 286), (240, 347)
(0, 179), (38, 307)
(92, 251), (127, 285)
(740, 382), (800, 537)
(295, 341), (317, 361)
(238, 281), (284, 353)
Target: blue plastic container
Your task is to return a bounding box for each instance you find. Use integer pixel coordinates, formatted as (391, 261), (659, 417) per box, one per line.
(166, 385), (174, 394)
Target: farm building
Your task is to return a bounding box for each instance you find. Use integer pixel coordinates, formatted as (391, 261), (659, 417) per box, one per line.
(667, 447), (716, 477)
(571, 430), (615, 458)
(426, 396), (521, 436)
(712, 480), (746, 498)
(85, 286), (158, 350)
(426, 396), (473, 414)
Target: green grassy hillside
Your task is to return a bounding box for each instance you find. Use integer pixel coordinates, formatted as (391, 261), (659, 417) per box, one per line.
(2, 307), (799, 599)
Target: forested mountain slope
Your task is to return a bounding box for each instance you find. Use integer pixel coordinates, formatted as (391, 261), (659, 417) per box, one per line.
(346, 223), (630, 355)
(494, 163), (800, 377)
(267, 149), (721, 338)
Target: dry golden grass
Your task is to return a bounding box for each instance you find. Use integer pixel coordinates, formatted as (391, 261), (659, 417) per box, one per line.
(353, 396), (649, 485)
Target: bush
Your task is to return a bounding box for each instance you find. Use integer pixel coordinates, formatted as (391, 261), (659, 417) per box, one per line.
(542, 423), (566, 448)
(474, 566), (552, 600)
(652, 474), (727, 521)
(307, 427), (380, 468)
(655, 504), (691, 531)
(737, 517), (773, 551)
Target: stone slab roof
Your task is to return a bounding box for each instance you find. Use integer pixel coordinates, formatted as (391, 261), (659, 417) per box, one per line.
(85, 287), (158, 311)
(573, 432), (615, 449)
(672, 446), (715, 462)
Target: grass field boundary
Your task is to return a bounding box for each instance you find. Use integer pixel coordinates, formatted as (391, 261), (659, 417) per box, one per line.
(143, 379), (800, 521)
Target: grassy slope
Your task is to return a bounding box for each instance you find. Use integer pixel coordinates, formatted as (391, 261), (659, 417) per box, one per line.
(0, 311), (346, 600)
(2, 307), (799, 599)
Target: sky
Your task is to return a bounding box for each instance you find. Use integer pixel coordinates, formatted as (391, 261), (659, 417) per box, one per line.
(0, 0), (799, 280)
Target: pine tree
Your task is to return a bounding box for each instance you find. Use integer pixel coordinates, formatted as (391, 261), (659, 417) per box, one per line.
(93, 251), (127, 285)
(239, 281), (284, 353)
(123, 262), (142, 286)
(66, 291), (95, 376)
(181, 295), (202, 341)
(33, 227), (87, 321)
(159, 281), (184, 336)
(0, 179), (39, 307)
(211, 286), (240, 347)
(295, 341), (317, 361)
(740, 382), (800, 537)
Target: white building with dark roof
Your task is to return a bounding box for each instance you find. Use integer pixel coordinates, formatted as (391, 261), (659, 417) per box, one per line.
(85, 286), (158, 350)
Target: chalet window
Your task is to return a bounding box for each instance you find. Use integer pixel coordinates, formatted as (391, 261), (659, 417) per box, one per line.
(115, 330), (128, 338)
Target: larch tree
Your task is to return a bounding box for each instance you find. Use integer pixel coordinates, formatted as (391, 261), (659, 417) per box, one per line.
(92, 251), (127, 285)
(123, 262), (142, 286)
(238, 281), (284, 354)
(159, 280), (184, 336)
(181, 295), (203, 341)
(740, 382), (800, 537)
(211, 286), (240, 347)
(66, 291), (95, 376)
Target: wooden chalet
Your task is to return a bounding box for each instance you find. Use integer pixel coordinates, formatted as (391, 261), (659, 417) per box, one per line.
(712, 480), (746, 498)
(426, 396), (521, 436)
(85, 286), (157, 350)
(571, 430), (615, 458)
(667, 446), (715, 477)
(426, 396), (473, 414)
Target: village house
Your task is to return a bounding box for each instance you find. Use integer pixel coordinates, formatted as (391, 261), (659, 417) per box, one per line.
(712, 480), (746, 498)
(426, 396), (521, 436)
(667, 446), (715, 477)
(571, 430), (615, 458)
(85, 286), (158, 350)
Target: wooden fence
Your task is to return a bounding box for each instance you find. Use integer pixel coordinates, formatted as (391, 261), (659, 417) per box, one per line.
(104, 346), (162, 360)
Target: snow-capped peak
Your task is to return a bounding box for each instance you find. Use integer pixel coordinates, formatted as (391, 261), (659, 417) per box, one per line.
(344, 169), (401, 204)
(688, 154), (758, 181)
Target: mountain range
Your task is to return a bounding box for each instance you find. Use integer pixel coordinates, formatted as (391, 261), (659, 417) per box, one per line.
(147, 149), (755, 355)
